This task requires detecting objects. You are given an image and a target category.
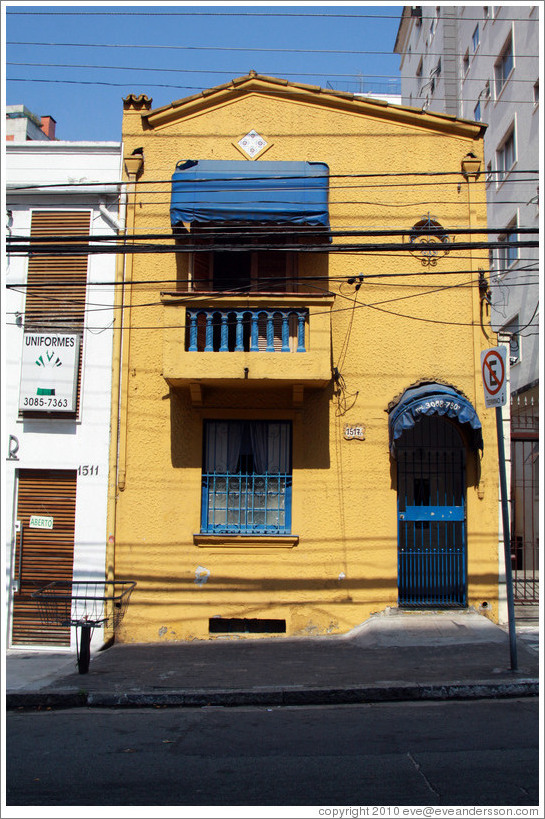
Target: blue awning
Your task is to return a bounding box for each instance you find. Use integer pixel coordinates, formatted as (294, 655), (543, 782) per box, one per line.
(170, 160), (329, 228)
(388, 383), (483, 456)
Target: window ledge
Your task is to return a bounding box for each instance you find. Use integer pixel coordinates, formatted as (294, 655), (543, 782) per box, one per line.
(194, 534), (299, 549)
(161, 292), (335, 308)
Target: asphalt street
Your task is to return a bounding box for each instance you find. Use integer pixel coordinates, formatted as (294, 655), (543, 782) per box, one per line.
(5, 698), (540, 808)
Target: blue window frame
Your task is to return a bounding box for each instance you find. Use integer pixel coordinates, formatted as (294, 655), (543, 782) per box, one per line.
(201, 420), (292, 534)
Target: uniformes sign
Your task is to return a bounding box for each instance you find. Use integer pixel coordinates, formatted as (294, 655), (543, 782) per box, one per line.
(19, 333), (80, 412)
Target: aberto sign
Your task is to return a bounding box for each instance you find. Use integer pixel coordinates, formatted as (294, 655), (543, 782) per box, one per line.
(481, 346), (507, 408)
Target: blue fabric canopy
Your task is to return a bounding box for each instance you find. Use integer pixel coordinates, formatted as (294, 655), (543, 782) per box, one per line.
(388, 383), (483, 456)
(170, 160), (329, 227)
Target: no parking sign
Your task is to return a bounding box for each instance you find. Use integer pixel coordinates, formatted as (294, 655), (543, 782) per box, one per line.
(481, 346), (507, 408)
(481, 344), (518, 670)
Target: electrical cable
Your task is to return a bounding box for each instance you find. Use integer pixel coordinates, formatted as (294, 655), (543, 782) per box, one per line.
(7, 60), (542, 86)
(8, 41), (540, 60)
(7, 169), (539, 193)
(7, 75), (539, 107)
(6, 237), (538, 258)
(7, 227), (539, 243)
(6, 265), (540, 291)
(6, 10), (539, 22)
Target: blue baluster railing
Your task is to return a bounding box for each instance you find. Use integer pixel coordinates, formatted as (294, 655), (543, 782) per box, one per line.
(187, 307), (308, 353)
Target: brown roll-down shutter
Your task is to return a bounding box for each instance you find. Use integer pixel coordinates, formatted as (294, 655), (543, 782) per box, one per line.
(24, 210), (90, 328)
(22, 210), (90, 418)
(12, 469), (77, 646)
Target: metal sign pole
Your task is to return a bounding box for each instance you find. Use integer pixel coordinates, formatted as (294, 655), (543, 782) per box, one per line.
(481, 345), (517, 671)
(495, 404), (518, 671)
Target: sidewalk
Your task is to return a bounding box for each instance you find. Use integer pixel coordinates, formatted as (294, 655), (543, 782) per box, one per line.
(5, 610), (540, 710)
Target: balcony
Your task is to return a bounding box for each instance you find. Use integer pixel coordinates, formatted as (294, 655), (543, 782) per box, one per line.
(162, 292), (335, 402)
(187, 307), (307, 353)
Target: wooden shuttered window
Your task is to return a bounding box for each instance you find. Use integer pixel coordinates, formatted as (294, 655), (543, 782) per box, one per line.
(22, 211), (90, 418)
(12, 469), (77, 646)
(188, 225), (300, 292)
(25, 210), (91, 329)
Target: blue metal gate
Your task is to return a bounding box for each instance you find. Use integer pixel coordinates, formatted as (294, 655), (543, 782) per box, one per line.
(397, 416), (467, 607)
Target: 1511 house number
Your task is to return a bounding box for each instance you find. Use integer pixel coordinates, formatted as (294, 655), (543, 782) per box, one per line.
(344, 424), (366, 441)
(78, 465), (99, 476)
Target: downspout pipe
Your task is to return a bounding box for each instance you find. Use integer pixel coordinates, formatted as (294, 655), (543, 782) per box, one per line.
(117, 152), (144, 494)
(104, 152), (142, 636)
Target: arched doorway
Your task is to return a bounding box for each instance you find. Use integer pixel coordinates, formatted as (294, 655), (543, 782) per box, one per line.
(388, 382), (484, 608)
(396, 416), (466, 606)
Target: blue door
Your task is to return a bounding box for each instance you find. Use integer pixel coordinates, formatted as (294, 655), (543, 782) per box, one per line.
(397, 416), (467, 607)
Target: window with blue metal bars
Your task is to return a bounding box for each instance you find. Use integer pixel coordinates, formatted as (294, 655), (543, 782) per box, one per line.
(202, 420), (292, 535)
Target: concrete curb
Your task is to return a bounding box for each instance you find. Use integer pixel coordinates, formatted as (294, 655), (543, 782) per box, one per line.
(6, 678), (539, 710)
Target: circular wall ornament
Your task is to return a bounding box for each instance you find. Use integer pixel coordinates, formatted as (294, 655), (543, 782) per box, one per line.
(408, 214), (450, 266)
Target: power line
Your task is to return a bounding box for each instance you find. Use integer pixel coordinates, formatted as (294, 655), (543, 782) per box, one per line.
(6, 239), (539, 259)
(7, 75), (540, 107)
(7, 173), (538, 194)
(6, 79), (539, 110)
(8, 279), (538, 335)
(7, 227), (539, 242)
(7, 280), (540, 302)
(6, 264), (540, 292)
(8, 41), (540, 59)
(6, 199), (539, 214)
(7, 61), (541, 87)
(6, 10), (537, 21)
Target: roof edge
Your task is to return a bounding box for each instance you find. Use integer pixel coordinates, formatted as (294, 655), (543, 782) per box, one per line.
(140, 73), (485, 139)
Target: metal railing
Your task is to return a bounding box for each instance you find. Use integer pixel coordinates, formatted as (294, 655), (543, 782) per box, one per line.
(187, 307), (307, 353)
(201, 473), (291, 534)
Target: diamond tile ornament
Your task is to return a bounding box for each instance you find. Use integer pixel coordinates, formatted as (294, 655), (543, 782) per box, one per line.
(237, 130), (268, 158)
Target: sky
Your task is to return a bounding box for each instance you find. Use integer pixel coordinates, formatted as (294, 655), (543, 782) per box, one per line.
(4, 1), (405, 142)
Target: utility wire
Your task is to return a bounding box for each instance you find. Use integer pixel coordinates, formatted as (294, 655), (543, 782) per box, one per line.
(7, 177), (538, 195)
(7, 227), (539, 243)
(6, 10), (538, 21)
(8, 41), (540, 59)
(7, 61), (541, 87)
(6, 237), (539, 257)
(7, 243), (538, 258)
(6, 265), (540, 291)
(6, 76), (540, 106)
(8, 280), (539, 335)
(6, 199), (538, 212)
(7, 169), (539, 190)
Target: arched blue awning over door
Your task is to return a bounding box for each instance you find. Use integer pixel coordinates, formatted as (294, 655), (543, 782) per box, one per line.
(388, 383), (483, 457)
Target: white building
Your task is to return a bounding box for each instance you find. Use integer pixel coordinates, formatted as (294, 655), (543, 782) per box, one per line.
(394, 6), (540, 608)
(6, 104), (57, 142)
(4, 132), (124, 654)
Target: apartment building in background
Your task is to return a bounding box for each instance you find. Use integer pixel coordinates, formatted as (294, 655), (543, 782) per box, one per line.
(5, 119), (123, 651)
(395, 5), (540, 608)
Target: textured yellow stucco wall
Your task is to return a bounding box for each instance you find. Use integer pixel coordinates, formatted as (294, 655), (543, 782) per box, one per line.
(112, 80), (499, 642)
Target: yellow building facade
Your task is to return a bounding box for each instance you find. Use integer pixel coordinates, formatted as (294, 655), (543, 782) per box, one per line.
(110, 74), (500, 643)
